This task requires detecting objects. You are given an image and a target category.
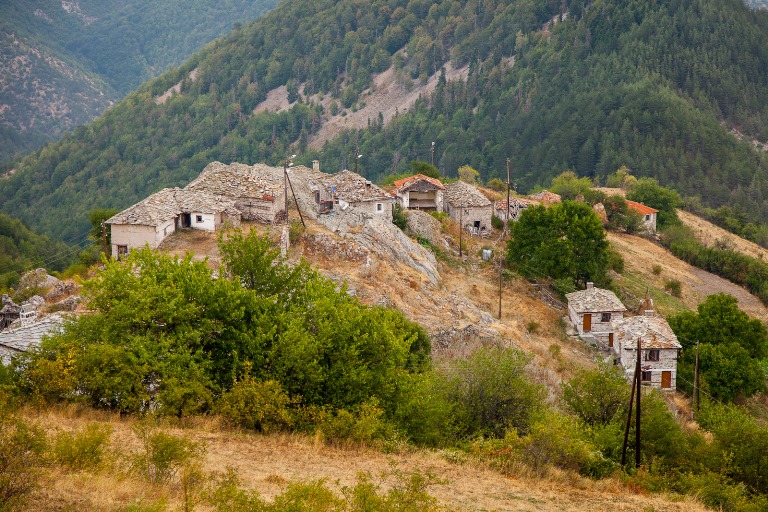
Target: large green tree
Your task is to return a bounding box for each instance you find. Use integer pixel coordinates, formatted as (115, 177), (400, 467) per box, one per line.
(506, 200), (609, 287)
(669, 293), (768, 402)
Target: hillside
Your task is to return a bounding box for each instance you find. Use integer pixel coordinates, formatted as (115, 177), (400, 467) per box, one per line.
(0, 0), (278, 164)
(4, 0), (768, 241)
(17, 406), (709, 512)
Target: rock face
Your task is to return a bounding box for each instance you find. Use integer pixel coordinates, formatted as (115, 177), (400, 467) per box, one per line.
(17, 269), (61, 295)
(406, 210), (443, 247)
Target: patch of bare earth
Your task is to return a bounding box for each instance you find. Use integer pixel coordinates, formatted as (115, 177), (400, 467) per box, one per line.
(22, 407), (708, 512)
(609, 232), (768, 321)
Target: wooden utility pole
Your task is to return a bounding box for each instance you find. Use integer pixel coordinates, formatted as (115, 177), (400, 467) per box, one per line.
(621, 350), (637, 467)
(101, 221), (108, 257)
(499, 158), (511, 320)
(635, 336), (641, 469)
(459, 202), (464, 257)
(505, 158), (511, 229)
(285, 169), (305, 228)
(692, 341), (700, 418)
(431, 141), (435, 167)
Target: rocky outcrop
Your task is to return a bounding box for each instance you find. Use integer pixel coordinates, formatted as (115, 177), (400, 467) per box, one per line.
(17, 269), (60, 295)
(406, 210), (443, 247)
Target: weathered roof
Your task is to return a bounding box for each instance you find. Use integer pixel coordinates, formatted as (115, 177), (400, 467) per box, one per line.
(106, 188), (182, 226)
(186, 161), (284, 200)
(528, 190), (561, 204)
(613, 314), (681, 350)
(394, 174), (446, 191)
(107, 188), (239, 226)
(321, 170), (393, 203)
(444, 181), (492, 208)
(0, 314), (66, 364)
(494, 197), (536, 211)
(566, 286), (627, 313)
(625, 200), (659, 215)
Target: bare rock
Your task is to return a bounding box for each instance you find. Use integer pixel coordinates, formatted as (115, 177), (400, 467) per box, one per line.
(17, 269), (60, 295)
(45, 281), (78, 302)
(405, 210), (442, 246)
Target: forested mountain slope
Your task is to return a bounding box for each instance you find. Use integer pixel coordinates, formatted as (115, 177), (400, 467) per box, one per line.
(0, 0), (278, 164)
(4, 0), (768, 241)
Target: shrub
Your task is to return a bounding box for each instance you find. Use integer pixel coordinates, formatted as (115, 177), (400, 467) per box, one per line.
(132, 425), (203, 484)
(316, 400), (394, 445)
(525, 321), (540, 334)
(491, 214), (504, 230)
(652, 264), (662, 275)
(428, 211), (448, 221)
(0, 416), (46, 511)
(392, 203), (408, 230)
(52, 423), (112, 471)
(218, 376), (295, 433)
(288, 219), (305, 244)
(517, 411), (599, 475)
(664, 279), (682, 297)
(561, 364), (629, 427)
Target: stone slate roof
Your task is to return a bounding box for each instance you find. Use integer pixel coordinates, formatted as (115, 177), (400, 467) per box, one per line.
(612, 314), (681, 350)
(394, 174), (446, 191)
(528, 190), (561, 204)
(186, 161), (285, 200)
(566, 286), (627, 313)
(321, 170), (393, 203)
(494, 197), (536, 211)
(0, 314), (66, 364)
(444, 181), (492, 208)
(107, 188), (239, 226)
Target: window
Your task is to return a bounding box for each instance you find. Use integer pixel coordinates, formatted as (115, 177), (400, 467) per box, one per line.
(376, 203), (383, 212)
(117, 245), (128, 260)
(645, 214), (651, 221)
(196, 215), (204, 223)
(601, 312), (611, 322)
(646, 349), (660, 362)
(641, 371), (652, 382)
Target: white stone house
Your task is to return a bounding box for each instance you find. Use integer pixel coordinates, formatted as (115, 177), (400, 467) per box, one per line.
(185, 161), (286, 224)
(444, 181), (492, 235)
(625, 200), (659, 233)
(394, 174), (445, 212)
(565, 283), (627, 347)
(612, 310), (682, 390)
(107, 188), (239, 257)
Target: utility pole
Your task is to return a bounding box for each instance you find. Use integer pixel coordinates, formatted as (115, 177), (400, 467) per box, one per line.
(286, 168), (305, 228)
(692, 341), (700, 419)
(621, 347), (637, 467)
(431, 141), (435, 167)
(499, 158), (511, 320)
(506, 158), (511, 229)
(354, 143), (362, 175)
(635, 336), (642, 469)
(459, 202), (464, 257)
(101, 221), (108, 257)
(283, 154), (296, 224)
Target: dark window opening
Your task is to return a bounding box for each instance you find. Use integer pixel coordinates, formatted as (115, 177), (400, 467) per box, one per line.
(601, 312), (611, 322)
(641, 371), (652, 382)
(196, 215), (204, 223)
(647, 349), (660, 362)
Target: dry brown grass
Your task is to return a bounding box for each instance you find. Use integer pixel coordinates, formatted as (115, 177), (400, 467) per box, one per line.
(18, 406), (710, 512)
(678, 209), (768, 261)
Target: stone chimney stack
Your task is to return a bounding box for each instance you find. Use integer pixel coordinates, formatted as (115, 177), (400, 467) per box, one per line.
(313, 160), (320, 173)
(586, 282), (594, 289)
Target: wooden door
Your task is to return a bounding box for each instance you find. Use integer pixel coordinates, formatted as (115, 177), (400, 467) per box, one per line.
(582, 314), (592, 332)
(661, 371), (672, 389)
(608, 333), (614, 348)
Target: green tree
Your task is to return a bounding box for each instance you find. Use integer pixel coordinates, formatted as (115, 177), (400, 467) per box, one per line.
(411, 161), (440, 179)
(549, 171), (594, 200)
(506, 200), (609, 287)
(562, 363), (628, 427)
(457, 165), (480, 185)
(669, 293), (768, 402)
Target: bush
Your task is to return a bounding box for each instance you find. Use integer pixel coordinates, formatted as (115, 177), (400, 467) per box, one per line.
(491, 214), (504, 230)
(132, 425), (203, 484)
(218, 376), (295, 433)
(316, 400), (394, 445)
(652, 264), (662, 275)
(52, 423), (112, 471)
(0, 416), (46, 511)
(288, 219), (305, 244)
(664, 279), (682, 297)
(392, 203), (408, 230)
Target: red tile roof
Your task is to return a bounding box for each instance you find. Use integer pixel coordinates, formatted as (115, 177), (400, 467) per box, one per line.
(625, 200), (659, 215)
(393, 174), (446, 191)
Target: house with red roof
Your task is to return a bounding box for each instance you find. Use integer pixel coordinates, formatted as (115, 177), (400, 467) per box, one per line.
(393, 174), (445, 212)
(625, 200), (659, 233)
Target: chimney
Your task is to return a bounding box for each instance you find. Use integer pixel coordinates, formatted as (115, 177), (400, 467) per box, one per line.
(586, 282), (594, 289)
(313, 160), (320, 173)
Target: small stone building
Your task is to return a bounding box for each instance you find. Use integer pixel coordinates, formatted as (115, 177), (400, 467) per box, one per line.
(625, 200), (659, 233)
(322, 170), (395, 221)
(444, 181), (492, 235)
(612, 310), (682, 390)
(107, 188), (239, 257)
(565, 283), (627, 347)
(0, 314), (65, 365)
(493, 197), (537, 223)
(394, 174), (445, 211)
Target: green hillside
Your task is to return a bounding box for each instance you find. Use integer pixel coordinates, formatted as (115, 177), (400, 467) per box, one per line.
(3, 0), (768, 241)
(0, 0), (278, 164)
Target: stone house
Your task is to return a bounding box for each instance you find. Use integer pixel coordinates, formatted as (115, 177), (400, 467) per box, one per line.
(107, 188), (240, 257)
(444, 181), (492, 235)
(393, 174), (445, 211)
(0, 314), (65, 365)
(321, 170), (395, 221)
(185, 161), (286, 224)
(565, 283), (627, 348)
(612, 310), (682, 390)
(625, 200), (659, 233)
(493, 197), (537, 223)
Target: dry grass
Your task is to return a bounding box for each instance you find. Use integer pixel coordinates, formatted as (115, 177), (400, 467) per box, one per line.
(678, 208), (768, 261)
(18, 406), (710, 512)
